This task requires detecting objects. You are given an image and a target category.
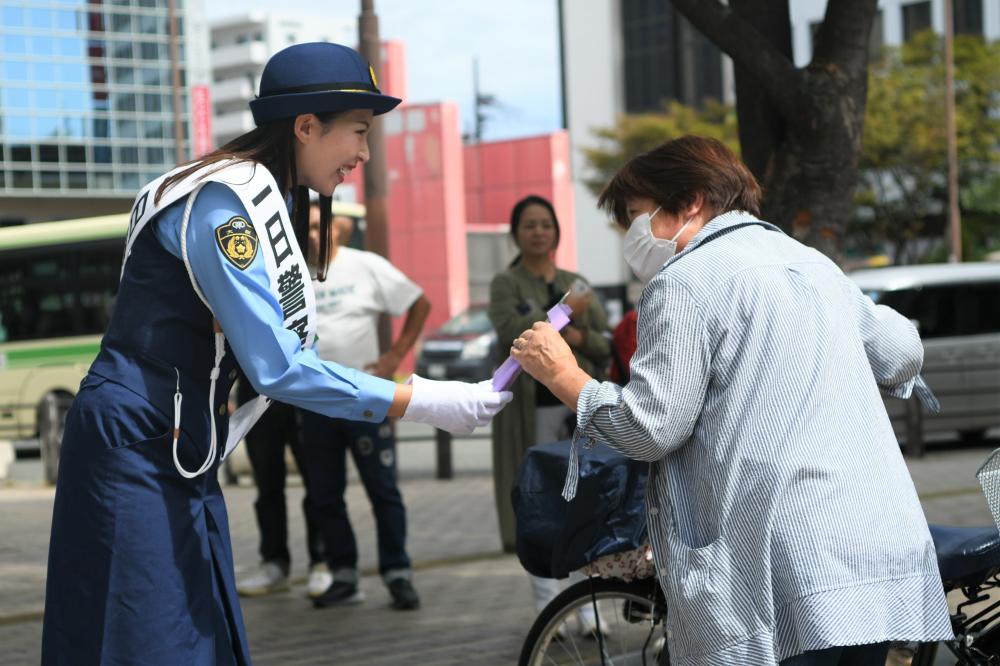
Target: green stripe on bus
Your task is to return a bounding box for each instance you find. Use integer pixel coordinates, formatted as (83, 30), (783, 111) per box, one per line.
(5, 343), (100, 366)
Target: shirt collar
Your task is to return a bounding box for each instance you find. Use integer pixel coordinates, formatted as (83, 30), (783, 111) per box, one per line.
(664, 210), (780, 268)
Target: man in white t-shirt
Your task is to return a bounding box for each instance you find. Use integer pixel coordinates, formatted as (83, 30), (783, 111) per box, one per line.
(300, 204), (431, 611)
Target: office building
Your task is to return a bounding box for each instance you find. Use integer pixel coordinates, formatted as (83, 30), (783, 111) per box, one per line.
(209, 12), (355, 146)
(0, 0), (212, 224)
(790, 0), (998, 66)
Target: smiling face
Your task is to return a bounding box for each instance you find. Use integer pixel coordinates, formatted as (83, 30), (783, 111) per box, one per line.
(514, 203), (559, 259)
(293, 109), (373, 196)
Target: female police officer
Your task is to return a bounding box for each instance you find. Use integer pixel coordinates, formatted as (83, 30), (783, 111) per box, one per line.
(41, 42), (512, 665)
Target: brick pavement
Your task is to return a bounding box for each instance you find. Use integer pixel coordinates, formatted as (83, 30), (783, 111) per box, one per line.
(1, 437), (998, 664)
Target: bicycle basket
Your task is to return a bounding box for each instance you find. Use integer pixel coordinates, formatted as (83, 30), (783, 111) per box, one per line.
(976, 448), (1000, 531)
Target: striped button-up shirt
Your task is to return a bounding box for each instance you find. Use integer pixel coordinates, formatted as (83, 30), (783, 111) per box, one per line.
(574, 211), (952, 664)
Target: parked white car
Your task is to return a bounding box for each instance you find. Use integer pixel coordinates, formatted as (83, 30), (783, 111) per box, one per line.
(850, 262), (1000, 443)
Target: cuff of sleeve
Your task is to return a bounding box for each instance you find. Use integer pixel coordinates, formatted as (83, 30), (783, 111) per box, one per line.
(881, 378), (915, 401)
(563, 379), (622, 501)
(349, 374), (396, 423)
(881, 375), (940, 413)
(575, 379), (621, 435)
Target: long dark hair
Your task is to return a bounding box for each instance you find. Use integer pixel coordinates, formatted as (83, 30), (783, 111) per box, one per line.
(508, 194), (560, 267)
(155, 112), (339, 280)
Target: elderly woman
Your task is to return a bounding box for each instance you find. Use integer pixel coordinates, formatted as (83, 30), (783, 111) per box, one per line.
(510, 136), (951, 665)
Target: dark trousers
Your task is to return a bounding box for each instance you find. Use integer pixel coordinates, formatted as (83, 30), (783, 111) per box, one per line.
(244, 399), (323, 569)
(299, 411), (410, 575)
(779, 642), (890, 666)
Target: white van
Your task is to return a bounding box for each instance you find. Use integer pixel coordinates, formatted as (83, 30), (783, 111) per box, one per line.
(850, 263), (1000, 443)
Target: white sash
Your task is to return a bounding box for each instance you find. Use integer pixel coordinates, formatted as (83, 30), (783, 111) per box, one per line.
(123, 160), (316, 476)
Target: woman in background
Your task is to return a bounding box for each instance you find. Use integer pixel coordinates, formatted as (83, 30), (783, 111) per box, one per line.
(488, 194), (610, 621)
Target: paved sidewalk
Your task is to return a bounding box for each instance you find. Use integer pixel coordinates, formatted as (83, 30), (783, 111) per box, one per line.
(1, 433), (997, 664)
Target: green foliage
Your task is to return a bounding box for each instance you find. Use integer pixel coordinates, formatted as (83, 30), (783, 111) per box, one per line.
(580, 100), (739, 198)
(857, 32), (1000, 263)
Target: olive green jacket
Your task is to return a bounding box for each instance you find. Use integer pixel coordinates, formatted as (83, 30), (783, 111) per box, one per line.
(488, 264), (611, 550)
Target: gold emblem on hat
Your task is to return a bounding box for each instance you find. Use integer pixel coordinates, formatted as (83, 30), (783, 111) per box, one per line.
(369, 64), (378, 88)
(215, 216), (258, 270)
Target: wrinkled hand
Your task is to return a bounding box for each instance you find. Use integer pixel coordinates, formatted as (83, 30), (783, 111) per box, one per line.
(511, 321), (578, 386)
(401, 375), (513, 435)
(364, 350), (402, 380)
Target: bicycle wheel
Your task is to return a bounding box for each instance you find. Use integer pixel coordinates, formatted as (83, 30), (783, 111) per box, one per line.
(519, 577), (670, 666)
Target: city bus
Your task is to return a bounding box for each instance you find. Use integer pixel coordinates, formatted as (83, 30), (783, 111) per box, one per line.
(0, 201), (366, 484)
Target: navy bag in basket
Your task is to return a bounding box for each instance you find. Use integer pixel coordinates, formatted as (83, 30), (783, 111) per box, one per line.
(512, 440), (648, 579)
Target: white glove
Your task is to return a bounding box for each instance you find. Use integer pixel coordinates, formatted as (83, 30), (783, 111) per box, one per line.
(401, 375), (513, 435)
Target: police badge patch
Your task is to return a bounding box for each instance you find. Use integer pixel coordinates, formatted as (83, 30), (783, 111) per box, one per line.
(215, 216), (258, 270)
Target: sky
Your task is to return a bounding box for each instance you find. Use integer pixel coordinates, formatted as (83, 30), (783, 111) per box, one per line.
(207, 0), (564, 142)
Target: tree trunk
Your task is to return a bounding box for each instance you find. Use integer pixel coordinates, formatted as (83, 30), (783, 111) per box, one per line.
(729, 0), (792, 185)
(671, 0), (879, 263)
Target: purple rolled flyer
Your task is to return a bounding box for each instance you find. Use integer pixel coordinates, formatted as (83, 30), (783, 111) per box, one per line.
(492, 302), (573, 391)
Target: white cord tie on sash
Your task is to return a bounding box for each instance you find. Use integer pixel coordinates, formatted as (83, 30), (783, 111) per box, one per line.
(171, 332), (226, 479)
(171, 182), (227, 480)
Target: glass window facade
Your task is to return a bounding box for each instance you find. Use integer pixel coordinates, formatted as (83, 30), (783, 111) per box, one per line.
(901, 1), (933, 42)
(621, 0), (723, 113)
(0, 1), (197, 195)
(954, 0), (984, 37)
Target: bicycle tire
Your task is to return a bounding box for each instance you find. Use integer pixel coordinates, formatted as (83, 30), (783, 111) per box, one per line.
(518, 577), (669, 666)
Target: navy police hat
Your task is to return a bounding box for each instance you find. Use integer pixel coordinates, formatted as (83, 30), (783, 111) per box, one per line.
(249, 42), (402, 125)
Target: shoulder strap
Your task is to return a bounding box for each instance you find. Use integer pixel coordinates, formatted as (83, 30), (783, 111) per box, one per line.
(123, 160), (317, 351)
(670, 221), (781, 267)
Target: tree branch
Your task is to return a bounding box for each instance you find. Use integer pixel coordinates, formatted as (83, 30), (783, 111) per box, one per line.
(671, 0), (802, 122)
(811, 0), (879, 77)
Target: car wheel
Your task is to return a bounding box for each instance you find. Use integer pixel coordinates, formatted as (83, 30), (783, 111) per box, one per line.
(38, 392), (73, 485)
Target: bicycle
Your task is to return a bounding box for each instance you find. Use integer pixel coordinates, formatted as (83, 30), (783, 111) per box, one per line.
(519, 450), (1000, 666)
(518, 575), (669, 666)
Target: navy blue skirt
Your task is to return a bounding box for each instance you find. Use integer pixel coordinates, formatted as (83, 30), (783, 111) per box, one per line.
(42, 375), (250, 665)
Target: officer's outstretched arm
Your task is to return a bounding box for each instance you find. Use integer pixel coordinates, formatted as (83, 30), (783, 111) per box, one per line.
(172, 182), (511, 432)
(179, 182), (395, 423)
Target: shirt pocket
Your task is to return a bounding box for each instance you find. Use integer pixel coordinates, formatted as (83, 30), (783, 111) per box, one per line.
(658, 507), (757, 657)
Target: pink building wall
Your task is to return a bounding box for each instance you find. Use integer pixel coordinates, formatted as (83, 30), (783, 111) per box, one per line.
(384, 102), (470, 334)
(379, 41), (407, 102)
(335, 43), (577, 375)
(464, 130), (577, 271)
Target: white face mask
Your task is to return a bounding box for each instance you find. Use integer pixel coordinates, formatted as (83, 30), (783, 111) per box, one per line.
(624, 206), (693, 283)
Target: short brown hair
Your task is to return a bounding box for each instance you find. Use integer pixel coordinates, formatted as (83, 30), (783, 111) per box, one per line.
(597, 135), (761, 228)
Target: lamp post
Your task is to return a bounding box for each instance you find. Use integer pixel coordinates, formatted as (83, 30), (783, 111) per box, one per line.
(358, 0), (389, 263)
(358, 0), (393, 355)
(944, 0), (962, 262)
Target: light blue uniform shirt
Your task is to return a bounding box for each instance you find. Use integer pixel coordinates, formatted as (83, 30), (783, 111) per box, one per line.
(153, 181), (396, 423)
(575, 211), (952, 664)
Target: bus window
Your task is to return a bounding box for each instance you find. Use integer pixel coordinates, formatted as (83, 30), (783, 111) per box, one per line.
(0, 239), (122, 342)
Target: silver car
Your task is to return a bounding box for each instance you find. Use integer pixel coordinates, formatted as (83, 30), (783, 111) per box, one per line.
(851, 262), (1000, 443)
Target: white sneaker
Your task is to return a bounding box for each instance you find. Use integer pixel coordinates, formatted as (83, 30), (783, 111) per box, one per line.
(307, 562), (333, 599)
(236, 561), (289, 597)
